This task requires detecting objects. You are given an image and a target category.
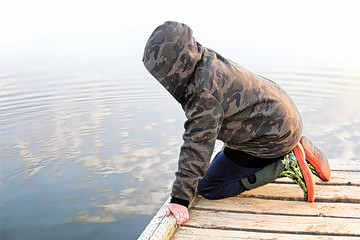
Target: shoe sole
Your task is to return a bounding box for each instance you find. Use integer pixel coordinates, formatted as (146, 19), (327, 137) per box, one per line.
(300, 136), (331, 182)
(294, 143), (315, 202)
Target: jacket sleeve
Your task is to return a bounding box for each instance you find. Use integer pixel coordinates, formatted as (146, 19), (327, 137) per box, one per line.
(171, 90), (224, 203)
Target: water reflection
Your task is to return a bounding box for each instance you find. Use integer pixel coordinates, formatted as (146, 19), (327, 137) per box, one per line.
(1, 0), (360, 238)
(1, 59), (360, 239)
(263, 60), (360, 160)
(0, 68), (185, 238)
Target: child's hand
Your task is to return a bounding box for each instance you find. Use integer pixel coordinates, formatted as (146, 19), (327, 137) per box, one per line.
(166, 203), (189, 226)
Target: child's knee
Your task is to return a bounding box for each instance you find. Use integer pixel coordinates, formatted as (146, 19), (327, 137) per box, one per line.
(197, 182), (211, 198)
(198, 188), (219, 200)
(198, 182), (245, 200)
(197, 182), (220, 199)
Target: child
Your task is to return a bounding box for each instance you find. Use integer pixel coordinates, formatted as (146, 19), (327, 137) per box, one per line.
(142, 21), (330, 226)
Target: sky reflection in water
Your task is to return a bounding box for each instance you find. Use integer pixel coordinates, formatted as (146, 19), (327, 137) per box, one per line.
(1, 0), (360, 239)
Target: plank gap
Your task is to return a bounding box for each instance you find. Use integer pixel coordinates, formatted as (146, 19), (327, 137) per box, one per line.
(240, 194), (360, 203)
(183, 224), (360, 238)
(173, 227), (360, 240)
(148, 214), (167, 239)
(275, 180), (360, 186)
(191, 206), (360, 220)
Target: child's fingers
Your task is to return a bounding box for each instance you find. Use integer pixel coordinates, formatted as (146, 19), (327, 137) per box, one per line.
(166, 203), (189, 225)
(166, 206), (171, 216)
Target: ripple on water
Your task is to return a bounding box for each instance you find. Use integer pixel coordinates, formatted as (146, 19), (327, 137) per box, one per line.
(260, 60), (360, 160)
(0, 72), (172, 132)
(1, 60), (360, 240)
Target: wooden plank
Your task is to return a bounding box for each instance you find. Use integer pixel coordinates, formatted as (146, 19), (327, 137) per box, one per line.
(275, 170), (360, 186)
(172, 226), (358, 240)
(139, 154), (360, 239)
(192, 196), (360, 219)
(241, 183), (360, 203)
(138, 197), (197, 240)
(182, 210), (360, 236)
(138, 197), (177, 240)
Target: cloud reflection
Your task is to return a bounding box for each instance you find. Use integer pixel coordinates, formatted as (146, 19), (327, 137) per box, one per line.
(1, 54), (360, 232)
(262, 60), (360, 160)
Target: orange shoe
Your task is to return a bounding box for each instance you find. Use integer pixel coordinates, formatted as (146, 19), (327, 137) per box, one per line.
(279, 143), (315, 202)
(300, 136), (331, 182)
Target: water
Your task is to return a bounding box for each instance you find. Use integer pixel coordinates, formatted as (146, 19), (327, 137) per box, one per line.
(1, 1), (360, 239)
(0, 67), (186, 239)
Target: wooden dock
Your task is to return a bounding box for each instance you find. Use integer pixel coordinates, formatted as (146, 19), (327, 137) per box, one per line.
(138, 158), (360, 239)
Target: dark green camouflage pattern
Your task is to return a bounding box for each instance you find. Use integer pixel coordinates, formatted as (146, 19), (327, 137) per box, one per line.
(143, 21), (303, 202)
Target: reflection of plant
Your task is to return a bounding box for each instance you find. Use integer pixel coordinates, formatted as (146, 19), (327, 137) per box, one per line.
(279, 152), (307, 199)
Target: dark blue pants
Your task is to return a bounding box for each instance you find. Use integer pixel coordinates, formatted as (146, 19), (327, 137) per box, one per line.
(198, 149), (285, 199)
(197, 151), (263, 199)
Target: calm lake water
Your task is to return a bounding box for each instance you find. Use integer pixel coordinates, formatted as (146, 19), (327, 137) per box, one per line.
(1, 1), (360, 239)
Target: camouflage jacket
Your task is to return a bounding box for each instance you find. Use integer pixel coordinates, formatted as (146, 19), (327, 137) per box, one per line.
(142, 21), (303, 203)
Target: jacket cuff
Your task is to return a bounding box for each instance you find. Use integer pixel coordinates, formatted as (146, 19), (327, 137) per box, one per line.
(170, 197), (189, 208)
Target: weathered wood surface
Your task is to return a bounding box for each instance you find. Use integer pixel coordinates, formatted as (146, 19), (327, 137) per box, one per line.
(173, 227), (358, 240)
(240, 183), (359, 203)
(139, 158), (360, 239)
(138, 148), (221, 240)
(181, 209), (360, 235)
(138, 197), (197, 240)
(192, 197), (360, 219)
(138, 197), (177, 240)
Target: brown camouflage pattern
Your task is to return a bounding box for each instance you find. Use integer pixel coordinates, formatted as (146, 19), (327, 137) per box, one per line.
(143, 21), (303, 202)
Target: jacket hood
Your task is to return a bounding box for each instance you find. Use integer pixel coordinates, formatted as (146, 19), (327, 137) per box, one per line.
(142, 21), (203, 103)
